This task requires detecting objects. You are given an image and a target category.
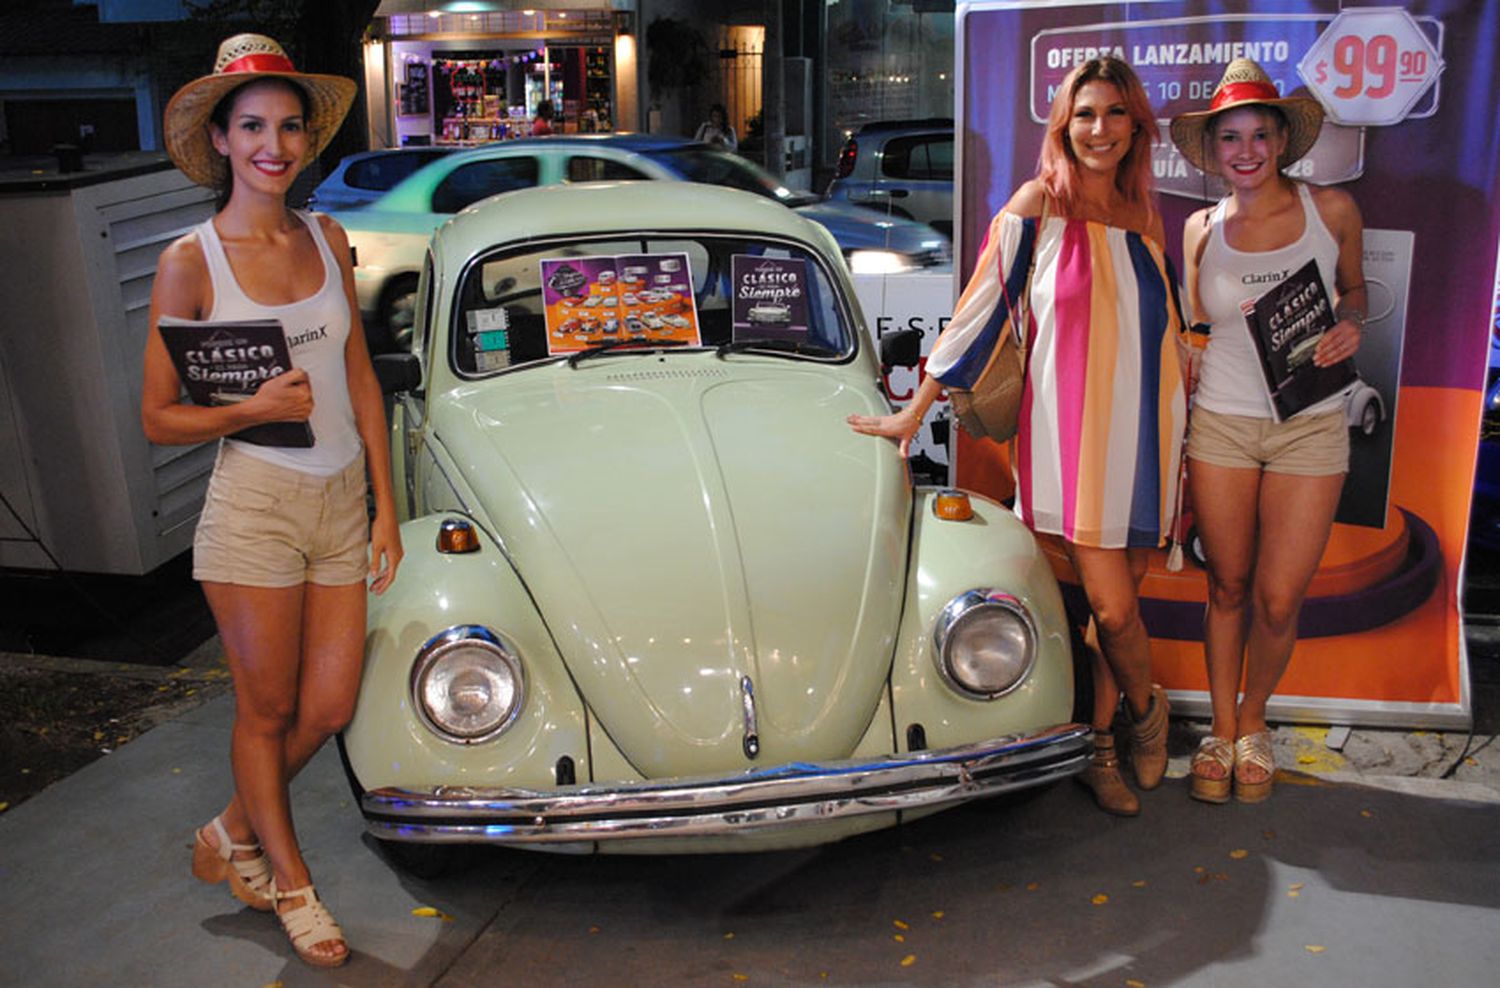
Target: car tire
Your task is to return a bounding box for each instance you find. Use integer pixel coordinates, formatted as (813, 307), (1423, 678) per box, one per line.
(373, 274), (420, 354)
(373, 837), (466, 879)
(1359, 400), (1380, 437)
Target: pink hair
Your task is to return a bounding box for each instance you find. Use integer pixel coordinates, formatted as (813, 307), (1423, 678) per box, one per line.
(1037, 57), (1158, 219)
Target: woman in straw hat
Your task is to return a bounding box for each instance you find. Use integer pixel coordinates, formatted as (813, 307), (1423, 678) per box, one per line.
(849, 57), (1193, 817)
(1171, 58), (1366, 805)
(141, 34), (402, 966)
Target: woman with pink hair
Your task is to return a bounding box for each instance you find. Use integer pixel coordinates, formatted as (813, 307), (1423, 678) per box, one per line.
(849, 57), (1195, 816)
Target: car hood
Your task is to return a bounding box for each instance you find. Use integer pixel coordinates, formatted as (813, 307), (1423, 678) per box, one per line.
(430, 357), (910, 777)
(792, 199), (950, 256)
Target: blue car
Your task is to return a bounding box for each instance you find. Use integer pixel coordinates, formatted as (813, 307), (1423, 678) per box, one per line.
(334, 135), (951, 351)
(307, 147), (455, 212)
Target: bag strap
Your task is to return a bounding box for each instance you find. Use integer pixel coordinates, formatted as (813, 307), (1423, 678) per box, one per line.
(1000, 195), (1046, 354)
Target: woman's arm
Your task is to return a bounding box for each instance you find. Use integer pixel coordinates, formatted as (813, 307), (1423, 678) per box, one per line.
(321, 214), (404, 594)
(846, 181), (1045, 455)
(140, 234), (314, 446)
(1311, 186), (1367, 368)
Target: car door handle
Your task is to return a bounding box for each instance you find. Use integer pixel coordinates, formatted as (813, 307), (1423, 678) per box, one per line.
(886, 189), (910, 198)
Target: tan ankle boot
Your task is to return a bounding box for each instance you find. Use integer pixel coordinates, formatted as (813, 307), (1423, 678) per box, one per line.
(1077, 733), (1140, 816)
(1129, 685), (1170, 791)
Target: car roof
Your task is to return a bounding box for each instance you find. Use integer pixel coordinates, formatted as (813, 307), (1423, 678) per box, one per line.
(433, 181), (842, 268)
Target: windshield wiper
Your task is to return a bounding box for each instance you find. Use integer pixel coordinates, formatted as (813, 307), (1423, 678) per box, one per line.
(716, 338), (839, 359)
(567, 335), (689, 367)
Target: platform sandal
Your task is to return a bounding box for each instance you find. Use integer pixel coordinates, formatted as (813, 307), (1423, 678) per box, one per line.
(1234, 731), (1276, 804)
(273, 881), (349, 968)
(192, 816), (273, 911)
(1076, 733), (1140, 816)
(1128, 684), (1170, 791)
(1189, 736), (1234, 804)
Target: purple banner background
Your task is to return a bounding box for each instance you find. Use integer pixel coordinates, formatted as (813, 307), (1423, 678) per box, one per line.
(959, 0), (1500, 391)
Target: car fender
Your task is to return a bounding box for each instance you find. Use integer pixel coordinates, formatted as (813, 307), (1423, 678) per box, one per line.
(345, 513), (589, 791)
(888, 490), (1076, 750)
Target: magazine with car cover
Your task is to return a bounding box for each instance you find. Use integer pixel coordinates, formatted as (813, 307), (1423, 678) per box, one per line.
(156, 316), (314, 448)
(1240, 258), (1357, 422)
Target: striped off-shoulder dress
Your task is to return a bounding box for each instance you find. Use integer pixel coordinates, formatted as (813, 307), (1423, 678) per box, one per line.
(928, 209), (1192, 549)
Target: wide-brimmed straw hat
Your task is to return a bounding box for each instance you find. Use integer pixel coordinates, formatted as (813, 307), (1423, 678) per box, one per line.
(1169, 58), (1324, 175)
(164, 33), (356, 188)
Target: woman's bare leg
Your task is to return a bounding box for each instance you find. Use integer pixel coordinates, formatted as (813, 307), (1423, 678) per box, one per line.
(1238, 471), (1344, 753)
(1187, 458), (1263, 753)
(1065, 544), (1154, 718)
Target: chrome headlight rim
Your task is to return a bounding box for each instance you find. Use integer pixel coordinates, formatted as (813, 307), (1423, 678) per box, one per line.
(932, 588), (1039, 700)
(409, 624), (525, 744)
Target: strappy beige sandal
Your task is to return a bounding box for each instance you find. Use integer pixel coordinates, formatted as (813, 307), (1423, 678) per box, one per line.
(1234, 731), (1276, 804)
(273, 881), (349, 968)
(192, 815), (273, 911)
(1190, 736), (1233, 804)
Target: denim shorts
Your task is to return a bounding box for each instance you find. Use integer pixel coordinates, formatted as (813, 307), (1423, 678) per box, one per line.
(1187, 407), (1349, 477)
(193, 443), (368, 588)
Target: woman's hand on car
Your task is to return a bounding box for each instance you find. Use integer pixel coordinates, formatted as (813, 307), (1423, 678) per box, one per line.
(847, 407), (921, 458)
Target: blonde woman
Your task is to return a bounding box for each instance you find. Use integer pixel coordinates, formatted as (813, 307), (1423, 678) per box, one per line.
(850, 57), (1193, 816)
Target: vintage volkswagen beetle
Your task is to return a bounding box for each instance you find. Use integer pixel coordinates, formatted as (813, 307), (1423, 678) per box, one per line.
(345, 181), (1088, 859)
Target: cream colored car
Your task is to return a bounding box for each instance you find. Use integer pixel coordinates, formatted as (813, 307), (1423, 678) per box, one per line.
(346, 181), (1083, 868)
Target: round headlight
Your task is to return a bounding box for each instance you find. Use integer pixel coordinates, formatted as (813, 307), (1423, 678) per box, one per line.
(411, 626), (524, 743)
(932, 590), (1037, 699)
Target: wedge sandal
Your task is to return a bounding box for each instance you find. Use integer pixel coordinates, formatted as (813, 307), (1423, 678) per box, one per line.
(1190, 735), (1233, 804)
(1234, 731), (1276, 804)
(273, 881), (349, 968)
(191, 815), (273, 911)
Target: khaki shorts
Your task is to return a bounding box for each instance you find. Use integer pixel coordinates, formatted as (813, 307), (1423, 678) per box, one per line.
(1187, 406), (1349, 477)
(193, 444), (369, 588)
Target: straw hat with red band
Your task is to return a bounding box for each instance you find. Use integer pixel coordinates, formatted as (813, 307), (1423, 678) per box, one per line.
(164, 33), (356, 188)
(1169, 58), (1325, 175)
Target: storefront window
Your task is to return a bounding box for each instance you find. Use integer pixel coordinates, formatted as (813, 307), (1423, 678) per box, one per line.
(824, 0), (955, 143)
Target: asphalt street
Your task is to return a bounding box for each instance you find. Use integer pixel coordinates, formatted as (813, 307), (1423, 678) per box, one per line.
(1, 686), (1498, 988)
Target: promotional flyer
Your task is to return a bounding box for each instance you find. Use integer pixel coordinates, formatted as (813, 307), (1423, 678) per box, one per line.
(953, 0), (1500, 726)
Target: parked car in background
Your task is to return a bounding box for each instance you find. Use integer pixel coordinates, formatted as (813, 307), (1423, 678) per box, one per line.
(826, 118), (955, 237)
(333, 135), (951, 352)
(345, 181), (1086, 867)
(307, 146), (454, 211)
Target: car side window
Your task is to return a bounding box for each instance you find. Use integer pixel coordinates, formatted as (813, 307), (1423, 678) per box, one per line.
(567, 156), (650, 183)
(346, 151), (444, 191)
(431, 157), (540, 214)
(880, 136), (953, 181)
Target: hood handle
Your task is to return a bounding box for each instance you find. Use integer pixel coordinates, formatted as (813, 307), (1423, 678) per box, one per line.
(740, 675), (760, 760)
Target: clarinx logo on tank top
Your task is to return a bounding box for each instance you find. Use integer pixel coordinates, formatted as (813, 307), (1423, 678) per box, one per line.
(1242, 268), (1292, 286)
(285, 325), (329, 349)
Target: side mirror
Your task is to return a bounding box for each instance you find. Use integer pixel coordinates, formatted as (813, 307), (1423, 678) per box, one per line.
(373, 352), (423, 396)
(880, 327), (921, 369)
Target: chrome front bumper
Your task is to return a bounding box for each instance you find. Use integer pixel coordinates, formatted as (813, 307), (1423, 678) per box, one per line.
(361, 723), (1090, 845)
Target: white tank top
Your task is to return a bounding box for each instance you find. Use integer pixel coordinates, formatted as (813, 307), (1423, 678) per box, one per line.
(1195, 182), (1349, 419)
(197, 210), (362, 475)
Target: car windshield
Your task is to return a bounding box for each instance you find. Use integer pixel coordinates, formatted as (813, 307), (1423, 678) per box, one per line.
(451, 233), (855, 377)
(643, 147), (818, 207)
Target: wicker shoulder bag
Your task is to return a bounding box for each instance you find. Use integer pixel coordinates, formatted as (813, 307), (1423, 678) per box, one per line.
(948, 202), (1044, 443)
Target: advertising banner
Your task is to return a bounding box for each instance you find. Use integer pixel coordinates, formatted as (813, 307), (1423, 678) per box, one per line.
(540, 253), (700, 352)
(954, 0), (1500, 726)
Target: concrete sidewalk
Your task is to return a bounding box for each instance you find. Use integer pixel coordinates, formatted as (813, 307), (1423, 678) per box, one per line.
(1, 650), (1498, 986)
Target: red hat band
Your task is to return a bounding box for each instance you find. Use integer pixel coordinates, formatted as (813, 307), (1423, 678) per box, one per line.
(1209, 79), (1281, 112)
(220, 52), (298, 76)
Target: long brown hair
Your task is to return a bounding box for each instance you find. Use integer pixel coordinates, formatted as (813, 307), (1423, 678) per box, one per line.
(1037, 57), (1157, 218)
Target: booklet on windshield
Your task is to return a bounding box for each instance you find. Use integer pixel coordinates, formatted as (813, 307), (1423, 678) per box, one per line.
(1240, 258), (1357, 422)
(156, 316), (313, 448)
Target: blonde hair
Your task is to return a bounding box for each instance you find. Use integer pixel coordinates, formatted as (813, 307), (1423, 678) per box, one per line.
(1037, 57), (1157, 219)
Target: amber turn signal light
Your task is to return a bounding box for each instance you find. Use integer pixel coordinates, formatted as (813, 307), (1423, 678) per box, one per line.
(436, 518), (481, 553)
(933, 489), (974, 521)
